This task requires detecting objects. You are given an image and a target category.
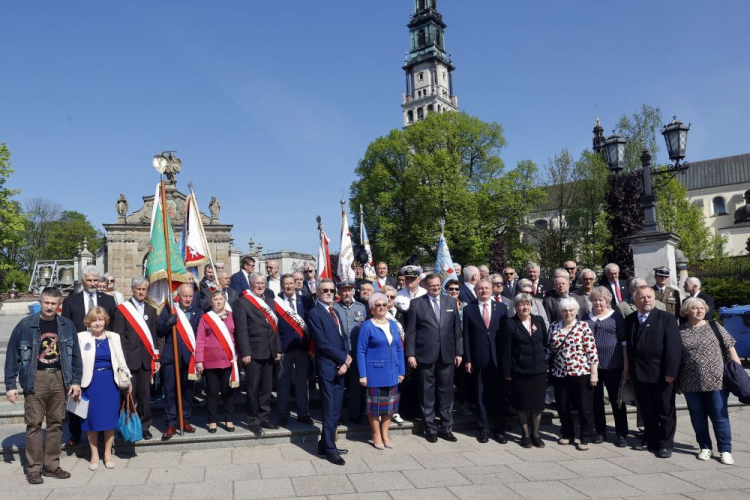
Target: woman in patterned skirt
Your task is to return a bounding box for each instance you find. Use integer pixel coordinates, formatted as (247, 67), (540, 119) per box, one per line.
(679, 296), (741, 465)
(357, 293), (405, 450)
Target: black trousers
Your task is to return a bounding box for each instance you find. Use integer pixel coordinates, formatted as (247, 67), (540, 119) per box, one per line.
(131, 368), (153, 430)
(634, 378), (676, 450)
(594, 368), (629, 438)
(204, 367), (235, 424)
(417, 359), (455, 435)
(162, 361), (193, 427)
(346, 356), (364, 420)
(475, 364), (506, 434)
(246, 357), (274, 427)
(67, 412), (82, 441)
(553, 375), (595, 443)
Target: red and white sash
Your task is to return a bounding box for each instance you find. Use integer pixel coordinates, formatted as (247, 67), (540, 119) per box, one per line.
(273, 296), (307, 339)
(242, 290), (278, 333)
(175, 307), (198, 381)
(118, 302), (157, 380)
(203, 311), (240, 388)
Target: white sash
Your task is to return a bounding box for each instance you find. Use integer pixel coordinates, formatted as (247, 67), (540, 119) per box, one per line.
(122, 301), (155, 352)
(242, 290), (278, 331)
(204, 311), (240, 387)
(273, 296), (307, 333)
(175, 307), (197, 350)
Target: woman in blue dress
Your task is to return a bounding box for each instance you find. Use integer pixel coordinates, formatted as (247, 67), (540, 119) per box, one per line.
(78, 307), (131, 470)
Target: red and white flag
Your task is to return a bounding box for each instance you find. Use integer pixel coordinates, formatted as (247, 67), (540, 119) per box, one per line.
(317, 230), (332, 284)
(184, 194), (209, 269)
(338, 207), (355, 283)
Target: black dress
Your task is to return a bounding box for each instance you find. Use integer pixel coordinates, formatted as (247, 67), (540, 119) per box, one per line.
(504, 315), (548, 413)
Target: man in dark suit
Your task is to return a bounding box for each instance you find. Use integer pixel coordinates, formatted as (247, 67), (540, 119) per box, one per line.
(229, 256), (256, 293)
(276, 274), (314, 426)
(564, 261), (580, 289)
(405, 274), (464, 443)
(682, 277), (715, 322)
(112, 276), (159, 440)
(463, 279), (509, 444)
(233, 272), (281, 434)
(302, 263), (317, 299)
(458, 265), (479, 303)
(373, 261), (397, 291)
(526, 262), (553, 299)
(199, 263), (217, 300)
(543, 276), (589, 323)
(490, 274), (515, 317)
(61, 265), (116, 446)
(156, 284), (203, 439)
(599, 263), (629, 309)
(625, 286), (682, 458)
(307, 278), (351, 465)
(202, 270), (239, 311)
(293, 271), (312, 300)
(501, 266), (518, 299)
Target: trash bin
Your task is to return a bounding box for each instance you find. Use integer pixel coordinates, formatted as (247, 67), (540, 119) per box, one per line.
(28, 303), (41, 315)
(720, 305), (750, 358)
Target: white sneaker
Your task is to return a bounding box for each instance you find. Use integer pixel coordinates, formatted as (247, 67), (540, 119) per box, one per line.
(720, 452), (734, 465)
(393, 413), (404, 425)
(697, 449), (712, 461)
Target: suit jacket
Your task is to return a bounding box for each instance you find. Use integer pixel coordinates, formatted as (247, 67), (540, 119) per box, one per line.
(492, 294), (515, 318)
(229, 271), (250, 293)
(599, 278), (630, 309)
(277, 292), (314, 352)
(463, 299), (506, 370)
(62, 291), (117, 333)
(201, 287), (239, 312)
(405, 294), (463, 365)
(307, 302), (349, 382)
(543, 292), (589, 323)
(653, 285), (681, 319)
(680, 291), (715, 323)
(502, 315), (549, 377)
(233, 293), (281, 361)
(501, 279), (518, 299)
(530, 278), (553, 299)
(156, 303), (203, 365)
(458, 283), (476, 304)
(303, 280), (316, 299)
(624, 308), (682, 384)
(112, 299), (159, 372)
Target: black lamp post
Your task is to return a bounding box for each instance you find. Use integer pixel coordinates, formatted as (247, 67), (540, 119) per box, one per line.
(605, 116), (690, 234)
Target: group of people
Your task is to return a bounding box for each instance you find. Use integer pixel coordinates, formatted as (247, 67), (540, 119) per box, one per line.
(4, 257), (742, 483)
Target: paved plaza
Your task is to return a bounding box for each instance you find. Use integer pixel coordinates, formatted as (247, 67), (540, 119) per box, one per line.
(1, 405), (749, 499)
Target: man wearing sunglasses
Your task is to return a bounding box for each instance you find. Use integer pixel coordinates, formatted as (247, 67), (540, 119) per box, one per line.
(307, 279), (351, 465)
(302, 264), (317, 300)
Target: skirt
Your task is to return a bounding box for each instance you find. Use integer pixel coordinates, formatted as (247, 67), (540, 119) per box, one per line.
(366, 385), (400, 417)
(510, 373), (547, 413)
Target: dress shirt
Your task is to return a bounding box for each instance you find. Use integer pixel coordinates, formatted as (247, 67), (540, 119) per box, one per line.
(283, 293), (296, 313)
(85, 291), (98, 314)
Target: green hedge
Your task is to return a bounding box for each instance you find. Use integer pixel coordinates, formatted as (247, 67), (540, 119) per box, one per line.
(702, 278), (750, 311)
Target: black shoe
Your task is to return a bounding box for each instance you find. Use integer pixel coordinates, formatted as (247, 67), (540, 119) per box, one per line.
(633, 439), (647, 450)
(520, 436), (532, 448)
(426, 434), (438, 443)
(439, 431), (457, 442)
(207, 426), (217, 434)
(531, 435), (545, 448)
(226, 425), (236, 433)
(615, 435), (627, 448)
(65, 438), (79, 447)
(142, 430), (153, 441)
(477, 432), (489, 444)
(260, 421), (279, 430)
(326, 453), (345, 466)
(297, 415), (314, 425)
(337, 448), (349, 454)
(348, 417), (362, 425)
(593, 434), (604, 444)
(277, 416), (289, 426)
(494, 433), (508, 444)
(656, 448), (672, 458)
(249, 426), (262, 435)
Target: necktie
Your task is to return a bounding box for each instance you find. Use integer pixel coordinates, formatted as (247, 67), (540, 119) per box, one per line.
(288, 297), (295, 313)
(483, 302), (490, 329)
(494, 295), (500, 302)
(247, 274), (252, 287)
(639, 314), (646, 324)
(615, 284), (622, 302)
(328, 306), (341, 334)
(432, 297), (440, 323)
(88, 293), (95, 313)
(532, 281), (537, 295)
(309, 280), (316, 293)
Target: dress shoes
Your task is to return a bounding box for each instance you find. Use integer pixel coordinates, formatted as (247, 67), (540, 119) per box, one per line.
(142, 430), (153, 441)
(318, 448), (348, 456)
(162, 426), (177, 440)
(277, 416), (289, 426)
(531, 435), (545, 448)
(260, 420), (279, 430)
(426, 434), (438, 443)
(592, 434), (604, 444)
(297, 415), (314, 425)
(65, 438), (79, 447)
(438, 431), (458, 442)
(249, 426), (262, 435)
(207, 426), (217, 434)
(656, 448), (672, 458)
(615, 436), (628, 448)
(326, 453), (345, 466)
(183, 423), (196, 433)
(494, 433), (508, 444)
(520, 436), (533, 448)
(477, 432), (489, 444)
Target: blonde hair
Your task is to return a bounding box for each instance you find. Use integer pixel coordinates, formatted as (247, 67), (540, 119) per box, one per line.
(83, 306), (110, 328)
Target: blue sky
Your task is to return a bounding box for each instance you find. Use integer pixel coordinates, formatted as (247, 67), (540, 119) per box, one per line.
(2, 1), (749, 257)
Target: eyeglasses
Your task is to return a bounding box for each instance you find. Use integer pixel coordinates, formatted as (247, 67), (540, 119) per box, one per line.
(386, 295), (396, 299)
(492, 282), (502, 286)
(374, 303), (388, 308)
(304, 269), (314, 273)
(319, 288), (335, 293)
(564, 267), (576, 271)
(582, 277), (595, 281)
(447, 287), (460, 292)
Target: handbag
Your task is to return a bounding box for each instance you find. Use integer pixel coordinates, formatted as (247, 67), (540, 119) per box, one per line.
(617, 379), (636, 408)
(708, 320), (750, 404)
(107, 332), (132, 390)
(117, 392), (143, 442)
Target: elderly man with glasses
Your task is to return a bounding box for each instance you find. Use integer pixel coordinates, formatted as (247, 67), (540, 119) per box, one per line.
(302, 264), (317, 299)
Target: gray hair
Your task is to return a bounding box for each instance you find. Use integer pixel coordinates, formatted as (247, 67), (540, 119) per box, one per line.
(368, 292), (388, 310)
(580, 268), (595, 279)
(292, 271), (304, 279)
(681, 296), (708, 317)
(318, 278), (334, 288)
(526, 262), (540, 272)
(517, 278), (532, 290)
(463, 265), (479, 281)
(553, 267), (568, 279)
(380, 284), (397, 295)
(131, 276), (148, 288)
(82, 265), (101, 279)
(476, 278), (491, 289)
(685, 277), (701, 289)
(628, 277), (648, 293)
(98, 275), (107, 283)
(217, 270), (231, 279)
(553, 275), (570, 284)
(489, 273), (502, 283)
(176, 283), (194, 295)
(589, 286), (613, 306)
(604, 263), (620, 275)
(513, 292), (534, 308)
(478, 265), (489, 273)
(558, 297), (580, 312)
(248, 272), (264, 285)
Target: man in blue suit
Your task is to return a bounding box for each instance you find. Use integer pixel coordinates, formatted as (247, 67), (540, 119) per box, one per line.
(276, 274), (314, 426)
(156, 284), (203, 439)
(307, 278), (350, 465)
(229, 256), (256, 293)
(463, 279), (509, 444)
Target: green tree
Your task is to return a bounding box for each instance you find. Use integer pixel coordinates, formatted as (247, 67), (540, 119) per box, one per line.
(352, 112), (524, 268)
(0, 143), (27, 284)
(568, 150), (610, 267)
(42, 211), (104, 261)
(655, 180), (726, 261)
(615, 104), (663, 172)
(540, 149), (579, 267)
(21, 197), (62, 271)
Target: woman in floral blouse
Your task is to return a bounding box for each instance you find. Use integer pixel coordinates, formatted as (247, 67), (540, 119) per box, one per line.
(548, 298), (599, 451)
(679, 296), (741, 465)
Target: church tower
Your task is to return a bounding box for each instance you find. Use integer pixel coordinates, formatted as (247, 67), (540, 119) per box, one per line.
(401, 0), (458, 127)
(593, 117), (607, 157)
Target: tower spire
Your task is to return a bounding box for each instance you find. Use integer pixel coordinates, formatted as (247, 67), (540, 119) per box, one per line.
(593, 116), (606, 157)
(401, 0), (458, 127)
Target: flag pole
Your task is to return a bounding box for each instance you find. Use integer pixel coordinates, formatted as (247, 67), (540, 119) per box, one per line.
(359, 204), (364, 245)
(160, 176), (185, 436)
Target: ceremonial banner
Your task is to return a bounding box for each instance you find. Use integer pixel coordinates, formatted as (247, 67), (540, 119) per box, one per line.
(338, 207), (355, 283)
(434, 234), (457, 285)
(317, 229), (332, 283)
(184, 193), (209, 269)
(145, 184), (188, 312)
(360, 209), (376, 282)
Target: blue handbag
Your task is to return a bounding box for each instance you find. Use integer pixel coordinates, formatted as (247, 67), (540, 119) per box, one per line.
(709, 321), (750, 404)
(117, 392), (143, 442)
